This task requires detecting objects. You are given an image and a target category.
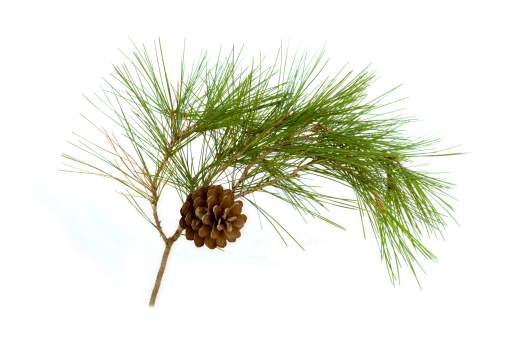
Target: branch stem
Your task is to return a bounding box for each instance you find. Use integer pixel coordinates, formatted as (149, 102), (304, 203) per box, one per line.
(149, 225), (183, 307)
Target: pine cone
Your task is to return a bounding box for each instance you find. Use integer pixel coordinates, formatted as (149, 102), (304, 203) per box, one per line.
(179, 185), (247, 249)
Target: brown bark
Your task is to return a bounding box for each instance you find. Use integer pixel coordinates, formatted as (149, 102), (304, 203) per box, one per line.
(149, 226), (183, 307)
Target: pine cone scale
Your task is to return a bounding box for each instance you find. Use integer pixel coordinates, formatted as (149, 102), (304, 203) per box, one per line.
(191, 219), (201, 231)
(213, 205), (223, 218)
(216, 231), (227, 248)
(207, 195), (218, 209)
(204, 236), (217, 249)
(185, 213), (193, 226)
(194, 235), (205, 247)
(198, 225), (212, 238)
(186, 228), (195, 240)
(195, 207), (207, 220)
(210, 225), (219, 240)
(202, 213), (214, 225)
(193, 197), (205, 209)
(224, 229), (236, 242)
(179, 217), (187, 229)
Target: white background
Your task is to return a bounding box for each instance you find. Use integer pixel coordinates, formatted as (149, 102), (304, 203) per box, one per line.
(1, 1), (506, 337)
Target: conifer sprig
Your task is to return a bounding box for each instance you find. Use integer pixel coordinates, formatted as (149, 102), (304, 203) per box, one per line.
(62, 40), (459, 304)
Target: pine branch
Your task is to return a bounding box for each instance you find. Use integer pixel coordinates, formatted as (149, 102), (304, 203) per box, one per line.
(61, 40), (461, 306)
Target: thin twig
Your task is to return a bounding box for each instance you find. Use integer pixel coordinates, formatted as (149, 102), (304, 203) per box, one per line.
(232, 148), (276, 192)
(151, 200), (168, 243)
(234, 159), (328, 198)
(290, 124), (330, 137)
(152, 122), (198, 188)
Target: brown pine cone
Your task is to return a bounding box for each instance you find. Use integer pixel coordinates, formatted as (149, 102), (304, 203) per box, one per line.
(179, 185), (247, 249)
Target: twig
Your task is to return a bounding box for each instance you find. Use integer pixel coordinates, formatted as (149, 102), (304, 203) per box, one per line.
(290, 124), (330, 138)
(234, 159), (328, 198)
(152, 122), (198, 188)
(232, 148), (275, 192)
(259, 111), (295, 140)
(151, 199), (168, 243)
